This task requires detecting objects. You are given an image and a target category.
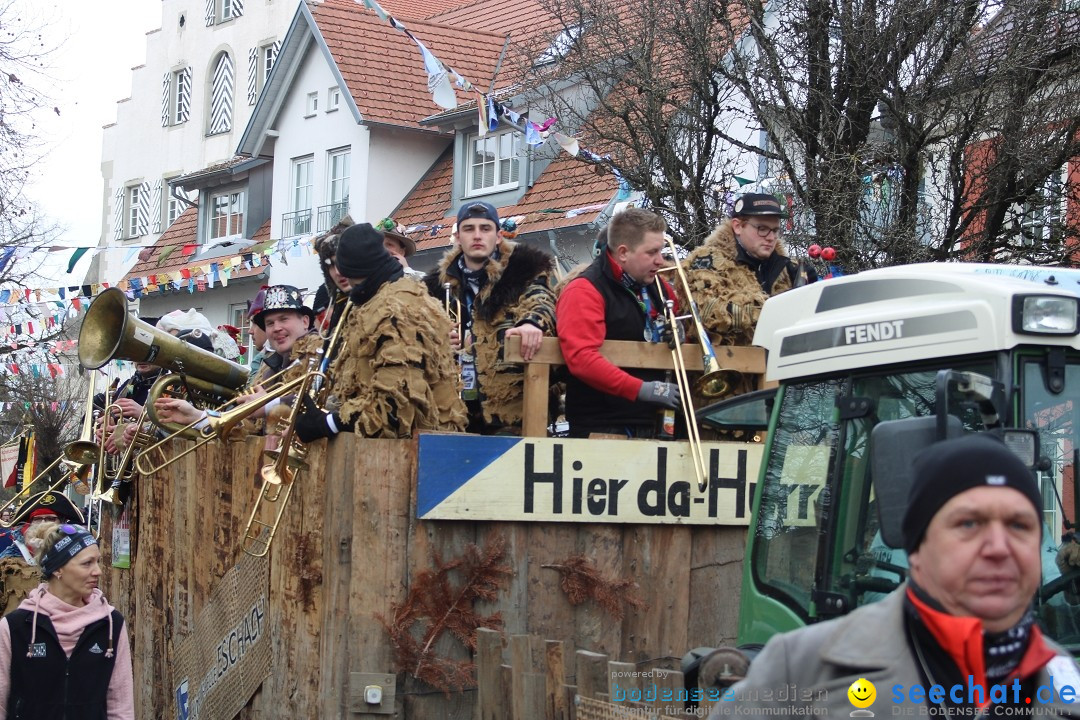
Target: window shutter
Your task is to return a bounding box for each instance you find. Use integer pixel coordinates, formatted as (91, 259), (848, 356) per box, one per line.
(151, 179), (163, 234)
(138, 181), (151, 237)
(269, 41), (280, 78)
(177, 67), (192, 124)
(113, 188), (125, 241)
(205, 0), (215, 26)
(247, 47), (258, 106)
(232, 0), (244, 17)
(210, 53), (234, 135)
(161, 72), (171, 127)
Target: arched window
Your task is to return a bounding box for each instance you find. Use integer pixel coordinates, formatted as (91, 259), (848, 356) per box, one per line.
(208, 51), (234, 135)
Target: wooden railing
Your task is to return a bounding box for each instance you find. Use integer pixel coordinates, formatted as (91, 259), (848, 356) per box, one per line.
(504, 336), (768, 437)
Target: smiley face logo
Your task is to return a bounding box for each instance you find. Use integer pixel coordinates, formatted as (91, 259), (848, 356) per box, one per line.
(848, 678), (876, 710)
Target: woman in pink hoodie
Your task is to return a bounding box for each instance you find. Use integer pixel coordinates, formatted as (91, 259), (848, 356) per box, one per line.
(0, 522), (134, 719)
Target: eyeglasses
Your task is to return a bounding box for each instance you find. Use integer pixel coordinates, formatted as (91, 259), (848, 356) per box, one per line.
(745, 222), (781, 239)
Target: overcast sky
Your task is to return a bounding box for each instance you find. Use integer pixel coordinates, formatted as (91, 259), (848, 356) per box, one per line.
(17, 0), (162, 286)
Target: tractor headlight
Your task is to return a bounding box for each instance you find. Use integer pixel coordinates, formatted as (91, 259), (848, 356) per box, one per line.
(1013, 295), (1079, 335)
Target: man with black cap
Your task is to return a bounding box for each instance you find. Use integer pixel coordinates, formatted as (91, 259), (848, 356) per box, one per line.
(718, 434), (1078, 717)
(423, 201), (556, 434)
(682, 192), (815, 348)
(293, 223), (466, 441)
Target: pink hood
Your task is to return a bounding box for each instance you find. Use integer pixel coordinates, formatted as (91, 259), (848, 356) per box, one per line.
(18, 583), (117, 658)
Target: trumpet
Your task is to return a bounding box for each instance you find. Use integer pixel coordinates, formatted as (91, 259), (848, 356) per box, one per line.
(91, 385), (125, 500)
(97, 407), (157, 506)
(443, 282), (464, 349)
(242, 303), (352, 557)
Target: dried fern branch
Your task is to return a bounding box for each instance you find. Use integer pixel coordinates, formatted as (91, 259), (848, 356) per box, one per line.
(542, 554), (649, 620)
(381, 532), (513, 693)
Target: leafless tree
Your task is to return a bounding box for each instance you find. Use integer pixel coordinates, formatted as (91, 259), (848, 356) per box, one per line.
(0, 0), (63, 280)
(519, 0), (1080, 270)
(516, 0), (749, 245)
(0, 366), (89, 505)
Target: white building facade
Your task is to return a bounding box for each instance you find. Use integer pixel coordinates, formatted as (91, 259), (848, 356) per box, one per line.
(96, 0), (298, 289)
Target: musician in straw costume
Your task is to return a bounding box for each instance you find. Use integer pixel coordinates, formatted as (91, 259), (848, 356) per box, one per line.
(294, 223), (467, 441)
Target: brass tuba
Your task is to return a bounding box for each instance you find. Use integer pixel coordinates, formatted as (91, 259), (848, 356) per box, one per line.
(79, 288), (249, 390)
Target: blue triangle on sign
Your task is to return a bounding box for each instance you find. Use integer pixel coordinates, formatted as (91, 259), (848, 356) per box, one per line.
(416, 434), (520, 517)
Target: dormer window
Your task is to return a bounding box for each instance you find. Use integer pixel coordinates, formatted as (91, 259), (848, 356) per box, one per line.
(533, 25), (584, 66)
(209, 188), (246, 242)
(467, 129), (522, 195)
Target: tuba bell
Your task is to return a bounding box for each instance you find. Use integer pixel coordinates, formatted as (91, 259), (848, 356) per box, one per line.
(79, 288), (249, 390)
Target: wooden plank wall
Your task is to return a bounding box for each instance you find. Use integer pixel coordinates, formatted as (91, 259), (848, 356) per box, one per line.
(95, 433), (746, 719)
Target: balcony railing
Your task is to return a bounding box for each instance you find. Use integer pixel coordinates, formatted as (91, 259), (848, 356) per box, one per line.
(316, 200), (349, 233)
(281, 209), (312, 237)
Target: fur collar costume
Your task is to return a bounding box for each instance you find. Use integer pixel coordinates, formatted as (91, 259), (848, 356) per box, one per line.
(680, 219), (797, 347)
(333, 278), (467, 437)
(423, 239), (556, 430)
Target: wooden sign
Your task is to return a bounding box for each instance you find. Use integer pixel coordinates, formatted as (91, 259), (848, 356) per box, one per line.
(417, 435), (763, 524)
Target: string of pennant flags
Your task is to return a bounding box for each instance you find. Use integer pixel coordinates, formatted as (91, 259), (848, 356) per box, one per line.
(353, 0), (634, 201)
(24, 0), (638, 284)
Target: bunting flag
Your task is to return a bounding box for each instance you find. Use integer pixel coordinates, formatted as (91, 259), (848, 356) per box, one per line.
(66, 248), (89, 273)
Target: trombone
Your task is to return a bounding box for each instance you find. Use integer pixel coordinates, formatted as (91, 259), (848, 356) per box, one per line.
(242, 302), (352, 557)
(654, 234), (742, 492)
(0, 456), (91, 529)
(134, 366), (316, 476)
(1, 369), (101, 527)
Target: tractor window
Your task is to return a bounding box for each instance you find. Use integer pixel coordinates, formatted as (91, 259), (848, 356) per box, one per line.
(751, 379), (842, 618)
(751, 363), (995, 622)
(1021, 356), (1080, 650)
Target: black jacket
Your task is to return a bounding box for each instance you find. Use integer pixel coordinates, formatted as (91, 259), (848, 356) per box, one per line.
(564, 251), (671, 433)
(5, 607), (124, 720)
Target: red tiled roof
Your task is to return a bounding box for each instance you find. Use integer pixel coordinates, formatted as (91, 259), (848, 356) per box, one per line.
(119, 207), (267, 285)
(377, 0), (476, 21)
(394, 150), (618, 252)
(425, 0), (558, 42)
(312, 0), (508, 128)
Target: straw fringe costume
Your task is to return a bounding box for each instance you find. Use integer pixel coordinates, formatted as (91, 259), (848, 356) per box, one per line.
(423, 240), (556, 430)
(680, 220), (796, 347)
(333, 279), (467, 437)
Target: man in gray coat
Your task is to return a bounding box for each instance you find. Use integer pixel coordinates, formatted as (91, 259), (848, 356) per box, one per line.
(716, 434), (1080, 717)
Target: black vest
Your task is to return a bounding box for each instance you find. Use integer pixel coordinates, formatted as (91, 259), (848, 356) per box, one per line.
(5, 607), (123, 720)
(565, 252), (671, 433)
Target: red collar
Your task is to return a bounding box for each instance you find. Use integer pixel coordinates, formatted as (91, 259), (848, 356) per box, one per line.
(906, 587), (1055, 704)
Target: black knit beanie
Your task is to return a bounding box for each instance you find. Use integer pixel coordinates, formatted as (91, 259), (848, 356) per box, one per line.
(335, 223), (391, 279)
(902, 434), (1042, 554)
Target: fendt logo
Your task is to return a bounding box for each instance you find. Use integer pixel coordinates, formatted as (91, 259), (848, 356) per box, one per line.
(844, 320), (905, 345)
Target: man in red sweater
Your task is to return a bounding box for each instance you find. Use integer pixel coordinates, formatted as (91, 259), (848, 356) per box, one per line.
(556, 208), (681, 438)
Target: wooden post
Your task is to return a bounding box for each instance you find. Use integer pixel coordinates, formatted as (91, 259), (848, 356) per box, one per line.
(476, 628), (504, 720)
(545, 641), (569, 720)
(607, 661), (636, 703)
(575, 650), (608, 701)
(512, 634), (535, 720)
(652, 668), (685, 718)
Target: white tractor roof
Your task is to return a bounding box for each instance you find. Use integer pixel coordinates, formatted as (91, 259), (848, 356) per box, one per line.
(753, 263), (1080, 381)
